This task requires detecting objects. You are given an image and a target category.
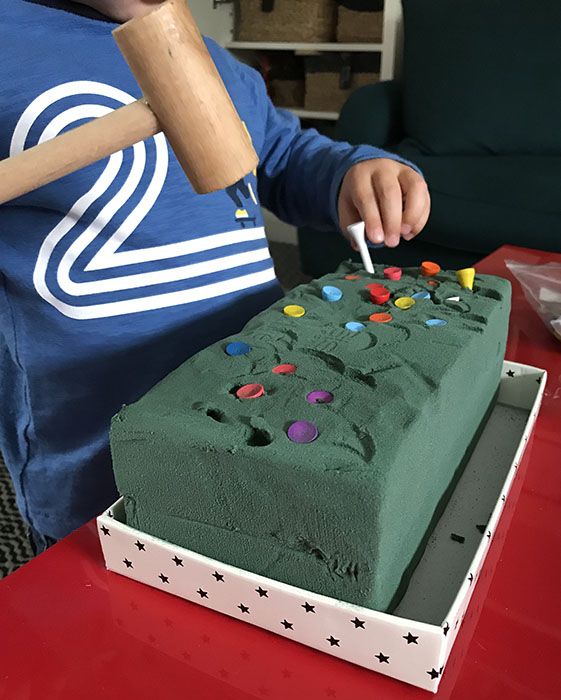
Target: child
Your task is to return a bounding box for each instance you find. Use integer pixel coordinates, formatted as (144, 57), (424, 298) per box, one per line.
(0, 0), (430, 552)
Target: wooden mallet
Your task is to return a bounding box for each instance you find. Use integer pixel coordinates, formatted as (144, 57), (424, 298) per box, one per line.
(0, 0), (258, 205)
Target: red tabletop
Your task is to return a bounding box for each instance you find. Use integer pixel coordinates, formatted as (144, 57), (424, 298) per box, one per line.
(1, 245), (560, 700)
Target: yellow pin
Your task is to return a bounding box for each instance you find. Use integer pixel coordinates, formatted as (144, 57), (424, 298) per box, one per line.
(456, 268), (476, 290)
(394, 296), (416, 310)
(283, 304), (306, 318)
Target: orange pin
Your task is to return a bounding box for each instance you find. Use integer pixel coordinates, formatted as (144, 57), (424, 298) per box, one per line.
(421, 261), (441, 277)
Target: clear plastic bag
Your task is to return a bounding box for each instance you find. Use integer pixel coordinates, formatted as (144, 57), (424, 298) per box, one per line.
(506, 260), (561, 343)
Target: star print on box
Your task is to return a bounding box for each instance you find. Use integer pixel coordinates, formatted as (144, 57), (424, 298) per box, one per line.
(158, 573), (169, 584)
(134, 540), (145, 551)
(255, 586), (268, 597)
(326, 636), (340, 647)
(507, 370), (515, 377)
(375, 652), (390, 664)
(403, 633), (418, 644)
(123, 558), (133, 569)
(238, 604), (250, 614)
(197, 588), (208, 598)
(100, 525), (110, 536)
(302, 602), (315, 613)
(281, 619), (294, 630)
(351, 617), (365, 629)
(427, 668), (440, 680)
(213, 571), (225, 582)
(172, 556), (183, 566)
(443, 622), (450, 636)
(468, 573), (474, 584)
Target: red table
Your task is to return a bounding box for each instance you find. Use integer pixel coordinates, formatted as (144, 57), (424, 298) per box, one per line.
(1, 246), (560, 699)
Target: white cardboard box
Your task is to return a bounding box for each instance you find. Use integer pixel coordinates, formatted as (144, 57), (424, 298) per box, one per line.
(98, 361), (546, 692)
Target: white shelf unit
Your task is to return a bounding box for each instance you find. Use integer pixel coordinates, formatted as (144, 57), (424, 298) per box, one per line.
(226, 41), (383, 53)
(288, 108), (339, 121)
(188, 1), (403, 245)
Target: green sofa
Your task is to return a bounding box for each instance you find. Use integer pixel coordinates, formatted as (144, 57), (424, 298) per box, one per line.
(299, 0), (561, 277)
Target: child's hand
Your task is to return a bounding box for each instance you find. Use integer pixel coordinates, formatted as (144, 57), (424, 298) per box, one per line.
(338, 159), (430, 249)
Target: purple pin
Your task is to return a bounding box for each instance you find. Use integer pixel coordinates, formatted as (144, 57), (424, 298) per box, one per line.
(306, 390), (334, 405)
(287, 420), (319, 444)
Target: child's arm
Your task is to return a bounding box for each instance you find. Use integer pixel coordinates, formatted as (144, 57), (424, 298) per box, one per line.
(257, 96), (429, 249)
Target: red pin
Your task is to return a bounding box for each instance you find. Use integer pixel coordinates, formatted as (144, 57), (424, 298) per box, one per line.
(236, 383), (265, 400)
(384, 266), (402, 281)
(370, 286), (390, 304)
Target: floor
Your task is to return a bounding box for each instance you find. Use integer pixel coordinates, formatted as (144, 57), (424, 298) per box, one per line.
(0, 242), (309, 579)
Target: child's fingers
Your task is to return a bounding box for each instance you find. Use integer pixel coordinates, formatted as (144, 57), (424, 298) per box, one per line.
(351, 185), (384, 245)
(400, 171), (431, 239)
(373, 174), (402, 248)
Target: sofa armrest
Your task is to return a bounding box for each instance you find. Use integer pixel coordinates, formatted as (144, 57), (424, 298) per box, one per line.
(336, 80), (404, 148)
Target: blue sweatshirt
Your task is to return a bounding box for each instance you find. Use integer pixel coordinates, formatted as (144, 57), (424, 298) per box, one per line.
(1, 0), (419, 539)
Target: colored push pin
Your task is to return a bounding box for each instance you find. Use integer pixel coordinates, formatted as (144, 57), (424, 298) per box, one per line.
(384, 266), (402, 281)
(322, 285), (343, 302)
(456, 268), (476, 290)
(370, 285), (390, 305)
(421, 261), (441, 277)
(284, 304), (305, 318)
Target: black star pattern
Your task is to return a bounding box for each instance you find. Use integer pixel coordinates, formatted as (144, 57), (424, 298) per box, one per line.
(427, 668), (440, 680)
(100, 525), (110, 536)
(134, 540), (145, 551)
(487, 531), (492, 539)
(212, 571), (225, 582)
(302, 602), (315, 613)
(255, 586), (268, 597)
(123, 558), (133, 569)
(501, 495), (506, 502)
(506, 370), (515, 377)
(159, 573), (169, 584)
(351, 617), (365, 629)
(536, 377), (542, 384)
(403, 632), (418, 644)
(476, 524), (486, 534)
(468, 573), (474, 584)
(450, 533), (465, 544)
(375, 652), (390, 664)
(443, 622), (450, 636)
(238, 603), (250, 614)
(281, 619), (294, 630)
(326, 636), (340, 647)
(197, 588), (208, 598)
(107, 511), (114, 518)
(172, 555), (183, 567)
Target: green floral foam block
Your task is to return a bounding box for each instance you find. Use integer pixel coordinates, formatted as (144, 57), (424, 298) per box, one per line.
(111, 262), (511, 611)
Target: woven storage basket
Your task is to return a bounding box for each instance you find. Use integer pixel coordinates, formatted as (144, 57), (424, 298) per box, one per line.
(235, 0), (337, 43)
(336, 0), (384, 43)
(270, 55), (305, 108)
(305, 53), (380, 112)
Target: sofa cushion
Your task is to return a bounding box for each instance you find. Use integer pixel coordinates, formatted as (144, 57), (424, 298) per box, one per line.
(396, 141), (561, 252)
(402, 0), (561, 156)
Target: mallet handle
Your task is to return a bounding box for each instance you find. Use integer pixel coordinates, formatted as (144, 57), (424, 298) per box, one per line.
(0, 100), (159, 206)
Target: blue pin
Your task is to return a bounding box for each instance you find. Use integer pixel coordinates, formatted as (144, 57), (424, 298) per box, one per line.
(412, 291), (431, 300)
(225, 341), (252, 356)
(345, 321), (366, 332)
(322, 285), (343, 302)
(425, 319), (448, 327)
